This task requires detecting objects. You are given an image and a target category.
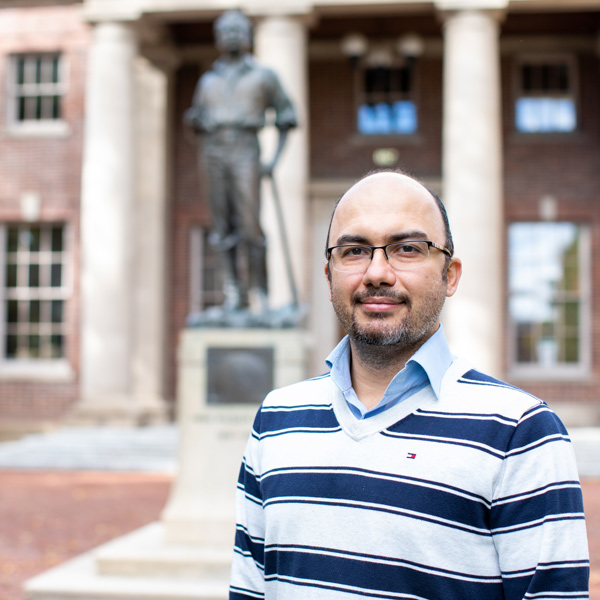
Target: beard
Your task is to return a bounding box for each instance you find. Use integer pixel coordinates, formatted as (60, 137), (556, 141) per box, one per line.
(331, 285), (446, 350)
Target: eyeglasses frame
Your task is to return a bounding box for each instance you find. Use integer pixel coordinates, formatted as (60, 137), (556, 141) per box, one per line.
(326, 240), (453, 272)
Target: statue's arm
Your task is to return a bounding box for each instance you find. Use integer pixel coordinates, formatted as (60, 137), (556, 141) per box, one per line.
(183, 79), (209, 133)
(262, 70), (298, 176)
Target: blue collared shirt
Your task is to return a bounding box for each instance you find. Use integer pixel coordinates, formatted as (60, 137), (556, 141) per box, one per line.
(325, 325), (454, 420)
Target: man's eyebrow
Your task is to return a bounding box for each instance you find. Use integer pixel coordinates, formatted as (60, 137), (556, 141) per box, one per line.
(333, 231), (429, 246)
(333, 234), (370, 246)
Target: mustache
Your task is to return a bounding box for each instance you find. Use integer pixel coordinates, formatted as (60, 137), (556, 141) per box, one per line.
(352, 290), (411, 306)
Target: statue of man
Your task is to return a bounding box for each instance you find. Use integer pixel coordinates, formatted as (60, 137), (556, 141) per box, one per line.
(184, 10), (297, 313)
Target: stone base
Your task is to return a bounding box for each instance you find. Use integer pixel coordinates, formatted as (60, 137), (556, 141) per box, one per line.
(162, 327), (310, 545)
(25, 522), (229, 600)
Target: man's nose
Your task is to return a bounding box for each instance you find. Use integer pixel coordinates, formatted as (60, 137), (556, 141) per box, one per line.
(362, 247), (396, 286)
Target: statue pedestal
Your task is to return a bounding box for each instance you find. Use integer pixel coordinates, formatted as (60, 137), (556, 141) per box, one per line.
(25, 327), (310, 600)
(163, 327), (310, 545)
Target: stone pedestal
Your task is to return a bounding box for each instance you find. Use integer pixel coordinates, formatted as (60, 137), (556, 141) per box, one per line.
(163, 328), (309, 545)
(25, 328), (310, 600)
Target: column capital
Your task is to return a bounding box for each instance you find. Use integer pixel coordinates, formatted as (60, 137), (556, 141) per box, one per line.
(435, 0), (507, 8)
(247, 6), (317, 28)
(435, 0), (507, 21)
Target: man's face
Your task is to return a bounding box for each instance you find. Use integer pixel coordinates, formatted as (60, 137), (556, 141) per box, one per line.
(215, 21), (251, 54)
(325, 173), (461, 350)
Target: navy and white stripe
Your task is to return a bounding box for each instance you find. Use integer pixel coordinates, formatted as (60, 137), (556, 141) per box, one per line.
(230, 359), (589, 599)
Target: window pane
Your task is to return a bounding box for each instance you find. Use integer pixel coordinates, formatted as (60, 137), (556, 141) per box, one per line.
(34, 57), (42, 84)
(51, 227), (63, 252)
(29, 227), (41, 251)
(52, 95), (61, 120)
(50, 264), (62, 287)
(564, 337), (579, 363)
(6, 264), (18, 288)
(515, 98), (576, 133)
(51, 300), (63, 324)
(16, 57), (26, 85)
(30, 300), (41, 323)
(29, 264), (40, 287)
(6, 335), (17, 358)
(509, 222), (582, 368)
(28, 334), (40, 358)
(50, 334), (64, 358)
(358, 101), (417, 135)
(7, 227), (19, 253)
(7, 300), (18, 324)
(52, 56), (60, 84)
(564, 301), (579, 328)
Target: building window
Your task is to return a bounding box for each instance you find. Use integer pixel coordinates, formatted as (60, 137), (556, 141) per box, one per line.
(508, 222), (590, 377)
(515, 56), (577, 133)
(2, 224), (69, 361)
(356, 63), (417, 135)
(10, 54), (63, 122)
(189, 228), (225, 312)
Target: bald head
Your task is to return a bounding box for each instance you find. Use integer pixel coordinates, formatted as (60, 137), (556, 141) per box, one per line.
(325, 171), (453, 259)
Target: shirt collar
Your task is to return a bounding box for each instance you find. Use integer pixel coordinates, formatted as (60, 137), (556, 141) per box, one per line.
(325, 324), (453, 402)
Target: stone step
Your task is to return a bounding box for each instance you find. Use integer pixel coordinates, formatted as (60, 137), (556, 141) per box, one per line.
(24, 523), (230, 600)
(0, 425), (178, 472)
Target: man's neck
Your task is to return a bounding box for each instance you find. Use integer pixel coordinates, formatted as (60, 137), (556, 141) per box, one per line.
(349, 341), (416, 411)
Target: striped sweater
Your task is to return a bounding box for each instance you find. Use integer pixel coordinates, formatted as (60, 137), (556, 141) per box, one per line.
(230, 357), (589, 599)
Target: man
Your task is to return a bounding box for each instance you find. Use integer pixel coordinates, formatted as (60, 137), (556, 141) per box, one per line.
(230, 171), (589, 599)
(185, 10), (297, 312)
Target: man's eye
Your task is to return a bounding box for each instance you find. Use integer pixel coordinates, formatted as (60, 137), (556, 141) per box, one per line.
(342, 246), (369, 258)
(392, 243), (424, 256)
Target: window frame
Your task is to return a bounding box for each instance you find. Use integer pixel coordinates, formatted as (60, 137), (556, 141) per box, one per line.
(0, 222), (74, 380)
(352, 52), (420, 138)
(513, 53), (579, 135)
(506, 221), (592, 381)
(5, 52), (70, 137)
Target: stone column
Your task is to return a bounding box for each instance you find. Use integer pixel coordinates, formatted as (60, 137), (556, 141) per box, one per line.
(254, 15), (309, 308)
(78, 22), (137, 420)
(130, 55), (171, 422)
(440, 8), (504, 376)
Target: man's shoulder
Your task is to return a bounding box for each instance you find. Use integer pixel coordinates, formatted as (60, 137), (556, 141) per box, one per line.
(442, 357), (544, 419)
(262, 372), (333, 410)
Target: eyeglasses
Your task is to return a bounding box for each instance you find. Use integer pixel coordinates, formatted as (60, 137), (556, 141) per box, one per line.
(326, 240), (452, 273)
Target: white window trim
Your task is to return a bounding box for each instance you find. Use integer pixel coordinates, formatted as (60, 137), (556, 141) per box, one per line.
(0, 222), (74, 381)
(513, 52), (579, 134)
(5, 52), (71, 138)
(507, 224), (591, 381)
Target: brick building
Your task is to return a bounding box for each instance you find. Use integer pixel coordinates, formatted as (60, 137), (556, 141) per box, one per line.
(0, 0), (599, 434)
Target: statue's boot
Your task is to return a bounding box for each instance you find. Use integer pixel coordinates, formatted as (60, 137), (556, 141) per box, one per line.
(223, 277), (244, 312)
(249, 286), (269, 314)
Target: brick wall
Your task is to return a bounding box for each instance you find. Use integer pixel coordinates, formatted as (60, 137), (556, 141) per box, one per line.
(308, 56), (443, 180)
(502, 51), (600, 406)
(0, 4), (89, 421)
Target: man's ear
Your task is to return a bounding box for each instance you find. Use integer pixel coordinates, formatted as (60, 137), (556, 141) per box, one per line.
(445, 257), (462, 298)
(324, 262), (333, 302)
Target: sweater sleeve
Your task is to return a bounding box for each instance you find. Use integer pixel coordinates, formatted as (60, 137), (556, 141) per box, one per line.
(490, 403), (589, 599)
(230, 409), (266, 600)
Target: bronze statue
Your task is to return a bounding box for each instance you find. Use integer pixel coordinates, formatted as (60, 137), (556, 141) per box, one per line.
(185, 10), (297, 314)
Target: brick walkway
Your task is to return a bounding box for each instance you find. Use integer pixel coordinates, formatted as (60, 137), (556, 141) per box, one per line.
(0, 470), (598, 600)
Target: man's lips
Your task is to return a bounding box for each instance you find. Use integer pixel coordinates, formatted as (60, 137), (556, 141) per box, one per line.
(356, 295), (408, 312)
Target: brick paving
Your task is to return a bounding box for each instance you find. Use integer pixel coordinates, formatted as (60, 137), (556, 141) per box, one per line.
(0, 470), (598, 600)
(0, 470), (173, 600)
